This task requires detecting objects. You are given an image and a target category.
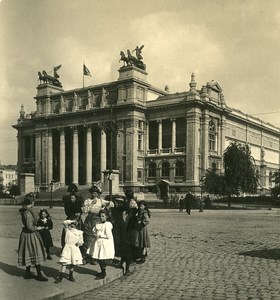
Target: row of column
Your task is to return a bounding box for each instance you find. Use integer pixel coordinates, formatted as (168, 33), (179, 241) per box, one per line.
(146, 119), (177, 152)
(35, 127), (108, 187)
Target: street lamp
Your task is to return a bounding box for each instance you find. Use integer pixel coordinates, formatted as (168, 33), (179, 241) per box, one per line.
(49, 180), (54, 208)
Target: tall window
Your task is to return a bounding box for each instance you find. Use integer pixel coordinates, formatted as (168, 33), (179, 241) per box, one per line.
(148, 162), (157, 177)
(175, 161), (184, 176)
(269, 171), (273, 186)
(209, 120), (216, 151)
(138, 133), (142, 150)
(162, 161), (170, 177)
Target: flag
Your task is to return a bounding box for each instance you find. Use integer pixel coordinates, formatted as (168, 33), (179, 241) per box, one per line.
(54, 64), (62, 71)
(83, 64), (92, 77)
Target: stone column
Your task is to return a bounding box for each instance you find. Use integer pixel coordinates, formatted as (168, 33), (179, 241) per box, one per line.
(220, 116), (226, 168)
(158, 120), (162, 154)
(201, 110), (209, 173)
(100, 129), (107, 185)
(125, 120), (138, 185)
(72, 127), (79, 185)
(47, 130), (53, 184)
(185, 109), (200, 185)
(171, 119), (176, 153)
(86, 126), (92, 185)
(35, 131), (42, 187)
(30, 136), (34, 162)
(59, 128), (65, 185)
(146, 121), (149, 153)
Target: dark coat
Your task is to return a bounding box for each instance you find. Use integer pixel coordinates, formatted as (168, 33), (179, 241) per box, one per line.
(37, 218), (53, 248)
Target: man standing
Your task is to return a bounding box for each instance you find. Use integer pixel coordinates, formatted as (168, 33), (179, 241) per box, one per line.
(185, 191), (193, 215)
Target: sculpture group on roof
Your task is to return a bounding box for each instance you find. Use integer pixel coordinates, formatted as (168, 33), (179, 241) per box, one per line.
(119, 45), (146, 70)
(38, 65), (63, 88)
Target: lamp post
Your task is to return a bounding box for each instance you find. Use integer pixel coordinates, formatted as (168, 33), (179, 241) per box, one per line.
(49, 181), (54, 208)
(109, 103), (113, 202)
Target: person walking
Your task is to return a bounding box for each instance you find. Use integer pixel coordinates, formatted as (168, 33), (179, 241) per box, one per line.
(37, 208), (54, 260)
(88, 209), (115, 280)
(54, 219), (84, 283)
(18, 194), (48, 281)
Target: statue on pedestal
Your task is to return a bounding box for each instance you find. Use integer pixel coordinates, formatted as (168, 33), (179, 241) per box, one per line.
(119, 45), (146, 70)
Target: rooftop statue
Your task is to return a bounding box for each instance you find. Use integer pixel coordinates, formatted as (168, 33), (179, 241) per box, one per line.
(132, 45), (144, 60)
(37, 65), (62, 88)
(119, 45), (146, 71)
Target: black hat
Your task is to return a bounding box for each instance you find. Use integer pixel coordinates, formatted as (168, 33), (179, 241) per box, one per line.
(89, 185), (101, 194)
(67, 183), (78, 193)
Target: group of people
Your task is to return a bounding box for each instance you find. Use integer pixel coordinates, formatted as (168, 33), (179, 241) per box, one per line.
(17, 184), (151, 283)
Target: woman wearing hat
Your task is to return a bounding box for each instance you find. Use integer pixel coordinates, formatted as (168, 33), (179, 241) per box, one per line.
(82, 185), (114, 263)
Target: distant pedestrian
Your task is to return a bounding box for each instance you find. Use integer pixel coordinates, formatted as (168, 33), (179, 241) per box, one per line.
(137, 201), (151, 264)
(54, 219), (84, 283)
(179, 196), (184, 212)
(37, 208), (53, 260)
(185, 191), (193, 215)
(88, 209), (115, 280)
(18, 194), (48, 281)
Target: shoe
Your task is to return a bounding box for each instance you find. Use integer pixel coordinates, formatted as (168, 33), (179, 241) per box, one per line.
(69, 271), (75, 282)
(24, 272), (35, 279)
(54, 273), (63, 284)
(124, 270), (132, 276)
(35, 275), (48, 282)
(47, 255), (52, 260)
(90, 259), (97, 265)
(95, 270), (106, 280)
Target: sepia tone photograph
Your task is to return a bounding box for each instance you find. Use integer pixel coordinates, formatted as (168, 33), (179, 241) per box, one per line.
(1, 0), (280, 299)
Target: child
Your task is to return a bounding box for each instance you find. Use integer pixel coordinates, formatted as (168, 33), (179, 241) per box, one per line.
(18, 194), (48, 281)
(88, 209), (115, 279)
(137, 201), (151, 264)
(37, 209), (53, 260)
(54, 219), (84, 283)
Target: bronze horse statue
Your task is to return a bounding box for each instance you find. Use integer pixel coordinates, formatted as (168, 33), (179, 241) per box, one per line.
(38, 71), (47, 84)
(119, 51), (131, 67)
(127, 50), (146, 70)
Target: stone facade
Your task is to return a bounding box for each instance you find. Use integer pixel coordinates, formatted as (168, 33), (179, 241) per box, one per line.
(13, 65), (280, 196)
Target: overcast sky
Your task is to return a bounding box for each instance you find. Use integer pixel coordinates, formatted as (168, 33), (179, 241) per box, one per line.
(1, 0), (280, 164)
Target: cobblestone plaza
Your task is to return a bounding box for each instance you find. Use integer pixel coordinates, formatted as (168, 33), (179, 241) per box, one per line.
(2, 206), (280, 299)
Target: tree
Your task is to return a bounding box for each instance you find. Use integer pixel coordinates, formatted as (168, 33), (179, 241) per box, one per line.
(203, 170), (226, 196)
(223, 141), (258, 206)
(271, 169), (280, 197)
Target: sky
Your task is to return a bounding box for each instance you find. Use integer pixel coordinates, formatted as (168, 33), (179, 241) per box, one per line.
(1, 0), (280, 164)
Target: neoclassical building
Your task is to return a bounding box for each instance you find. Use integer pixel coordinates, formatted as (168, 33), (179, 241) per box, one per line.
(13, 60), (280, 198)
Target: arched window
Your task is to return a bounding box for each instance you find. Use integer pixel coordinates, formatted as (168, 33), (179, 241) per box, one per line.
(162, 161), (170, 177)
(175, 161), (185, 176)
(148, 162), (157, 177)
(209, 120), (216, 151)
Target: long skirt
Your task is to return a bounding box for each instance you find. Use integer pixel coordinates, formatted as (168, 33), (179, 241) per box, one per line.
(138, 226), (151, 249)
(18, 230), (46, 266)
(83, 213), (100, 251)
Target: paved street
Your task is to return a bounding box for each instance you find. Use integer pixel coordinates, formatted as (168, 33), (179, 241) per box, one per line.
(1, 206), (280, 299)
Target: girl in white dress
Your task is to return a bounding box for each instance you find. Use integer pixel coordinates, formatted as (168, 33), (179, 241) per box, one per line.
(88, 209), (115, 279)
(54, 219), (84, 283)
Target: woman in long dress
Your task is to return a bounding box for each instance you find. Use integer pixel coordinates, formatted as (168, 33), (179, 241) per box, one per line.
(82, 185), (114, 262)
(18, 194), (48, 281)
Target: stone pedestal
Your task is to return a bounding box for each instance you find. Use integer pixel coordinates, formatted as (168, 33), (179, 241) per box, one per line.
(102, 170), (120, 194)
(20, 173), (35, 194)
